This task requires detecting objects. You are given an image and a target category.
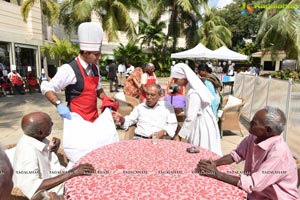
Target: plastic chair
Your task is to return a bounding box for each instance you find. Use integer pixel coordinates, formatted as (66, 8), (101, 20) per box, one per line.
(219, 97), (245, 137)
(112, 94), (140, 116)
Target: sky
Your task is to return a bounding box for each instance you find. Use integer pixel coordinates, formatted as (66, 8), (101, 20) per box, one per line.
(208, 0), (234, 9)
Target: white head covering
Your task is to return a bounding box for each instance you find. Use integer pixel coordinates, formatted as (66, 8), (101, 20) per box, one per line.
(11, 64), (16, 71)
(78, 22), (103, 51)
(2, 70), (8, 76)
(171, 63), (213, 104)
(27, 66), (32, 71)
(41, 68), (45, 74)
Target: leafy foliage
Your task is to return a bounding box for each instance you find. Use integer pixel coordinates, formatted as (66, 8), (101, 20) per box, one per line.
(21, 0), (59, 25)
(113, 41), (147, 67)
(198, 8), (232, 50)
(59, 0), (142, 42)
(270, 69), (300, 82)
(151, 0), (208, 51)
(256, 0), (300, 63)
(41, 35), (79, 66)
(216, 0), (261, 51)
(138, 20), (167, 48)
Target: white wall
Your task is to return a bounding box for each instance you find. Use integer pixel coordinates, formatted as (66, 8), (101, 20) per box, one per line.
(0, 1), (43, 45)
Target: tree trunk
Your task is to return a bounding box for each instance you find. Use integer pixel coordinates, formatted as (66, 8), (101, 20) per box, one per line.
(47, 26), (53, 41)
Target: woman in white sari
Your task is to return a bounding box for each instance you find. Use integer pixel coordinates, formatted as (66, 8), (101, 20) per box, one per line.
(171, 63), (222, 156)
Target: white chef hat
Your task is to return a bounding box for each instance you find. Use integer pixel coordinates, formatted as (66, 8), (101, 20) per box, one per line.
(27, 66), (32, 71)
(78, 22), (103, 51)
(41, 68), (45, 74)
(3, 70), (8, 76)
(11, 64), (16, 71)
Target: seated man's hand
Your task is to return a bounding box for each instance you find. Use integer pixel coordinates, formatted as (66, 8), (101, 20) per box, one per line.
(32, 190), (64, 200)
(173, 135), (181, 141)
(151, 130), (165, 139)
(111, 111), (124, 124)
(174, 108), (183, 115)
(70, 163), (95, 176)
(48, 192), (64, 200)
(195, 159), (218, 179)
(49, 137), (60, 153)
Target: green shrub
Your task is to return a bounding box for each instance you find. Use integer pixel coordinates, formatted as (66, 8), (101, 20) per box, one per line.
(270, 69), (300, 82)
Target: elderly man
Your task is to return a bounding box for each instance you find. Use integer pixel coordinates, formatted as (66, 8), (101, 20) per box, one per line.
(112, 84), (177, 139)
(196, 106), (299, 199)
(0, 147), (13, 200)
(13, 112), (95, 199)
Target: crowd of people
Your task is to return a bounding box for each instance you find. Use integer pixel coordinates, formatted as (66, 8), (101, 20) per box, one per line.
(1, 22), (299, 199)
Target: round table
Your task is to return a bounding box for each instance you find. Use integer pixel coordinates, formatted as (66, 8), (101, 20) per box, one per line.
(65, 139), (246, 199)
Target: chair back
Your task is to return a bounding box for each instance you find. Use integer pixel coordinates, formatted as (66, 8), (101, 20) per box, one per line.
(112, 94), (140, 116)
(220, 97), (245, 137)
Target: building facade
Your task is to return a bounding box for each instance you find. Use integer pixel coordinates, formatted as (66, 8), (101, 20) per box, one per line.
(0, 0), (43, 77)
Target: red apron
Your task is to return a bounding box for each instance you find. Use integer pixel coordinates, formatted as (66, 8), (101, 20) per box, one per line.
(141, 74), (157, 101)
(69, 58), (99, 122)
(1, 81), (11, 89)
(11, 74), (23, 86)
(28, 79), (39, 86)
(27, 74), (39, 86)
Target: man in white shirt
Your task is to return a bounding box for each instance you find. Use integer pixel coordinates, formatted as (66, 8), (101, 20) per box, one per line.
(13, 112), (95, 199)
(112, 84), (177, 139)
(126, 64), (135, 78)
(117, 62), (126, 87)
(41, 22), (107, 122)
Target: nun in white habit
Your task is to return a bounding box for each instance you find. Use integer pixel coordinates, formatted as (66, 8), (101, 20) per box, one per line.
(171, 63), (222, 156)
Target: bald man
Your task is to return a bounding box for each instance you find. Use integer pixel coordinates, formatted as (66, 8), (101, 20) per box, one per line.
(0, 147), (13, 200)
(13, 112), (95, 199)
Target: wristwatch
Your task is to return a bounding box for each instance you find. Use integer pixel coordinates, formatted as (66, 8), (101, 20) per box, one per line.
(55, 100), (62, 106)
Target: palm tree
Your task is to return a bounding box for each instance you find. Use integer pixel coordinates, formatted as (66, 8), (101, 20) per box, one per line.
(41, 35), (79, 66)
(138, 19), (167, 48)
(21, 0), (59, 26)
(256, 0), (300, 63)
(197, 8), (232, 50)
(113, 41), (147, 67)
(21, 0), (60, 72)
(215, 0), (262, 51)
(59, 0), (143, 42)
(151, 0), (208, 50)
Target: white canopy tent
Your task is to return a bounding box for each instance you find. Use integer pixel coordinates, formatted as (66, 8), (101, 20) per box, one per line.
(171, 43), (216, 59)
(171, 44), (249, 61)
(212, 46), (249, 61)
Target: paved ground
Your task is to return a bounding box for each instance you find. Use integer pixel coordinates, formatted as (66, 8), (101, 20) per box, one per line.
(0, 80), (247, 170)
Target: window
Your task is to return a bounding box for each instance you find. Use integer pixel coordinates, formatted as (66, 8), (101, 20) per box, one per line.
(263, 61), (276, 71)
